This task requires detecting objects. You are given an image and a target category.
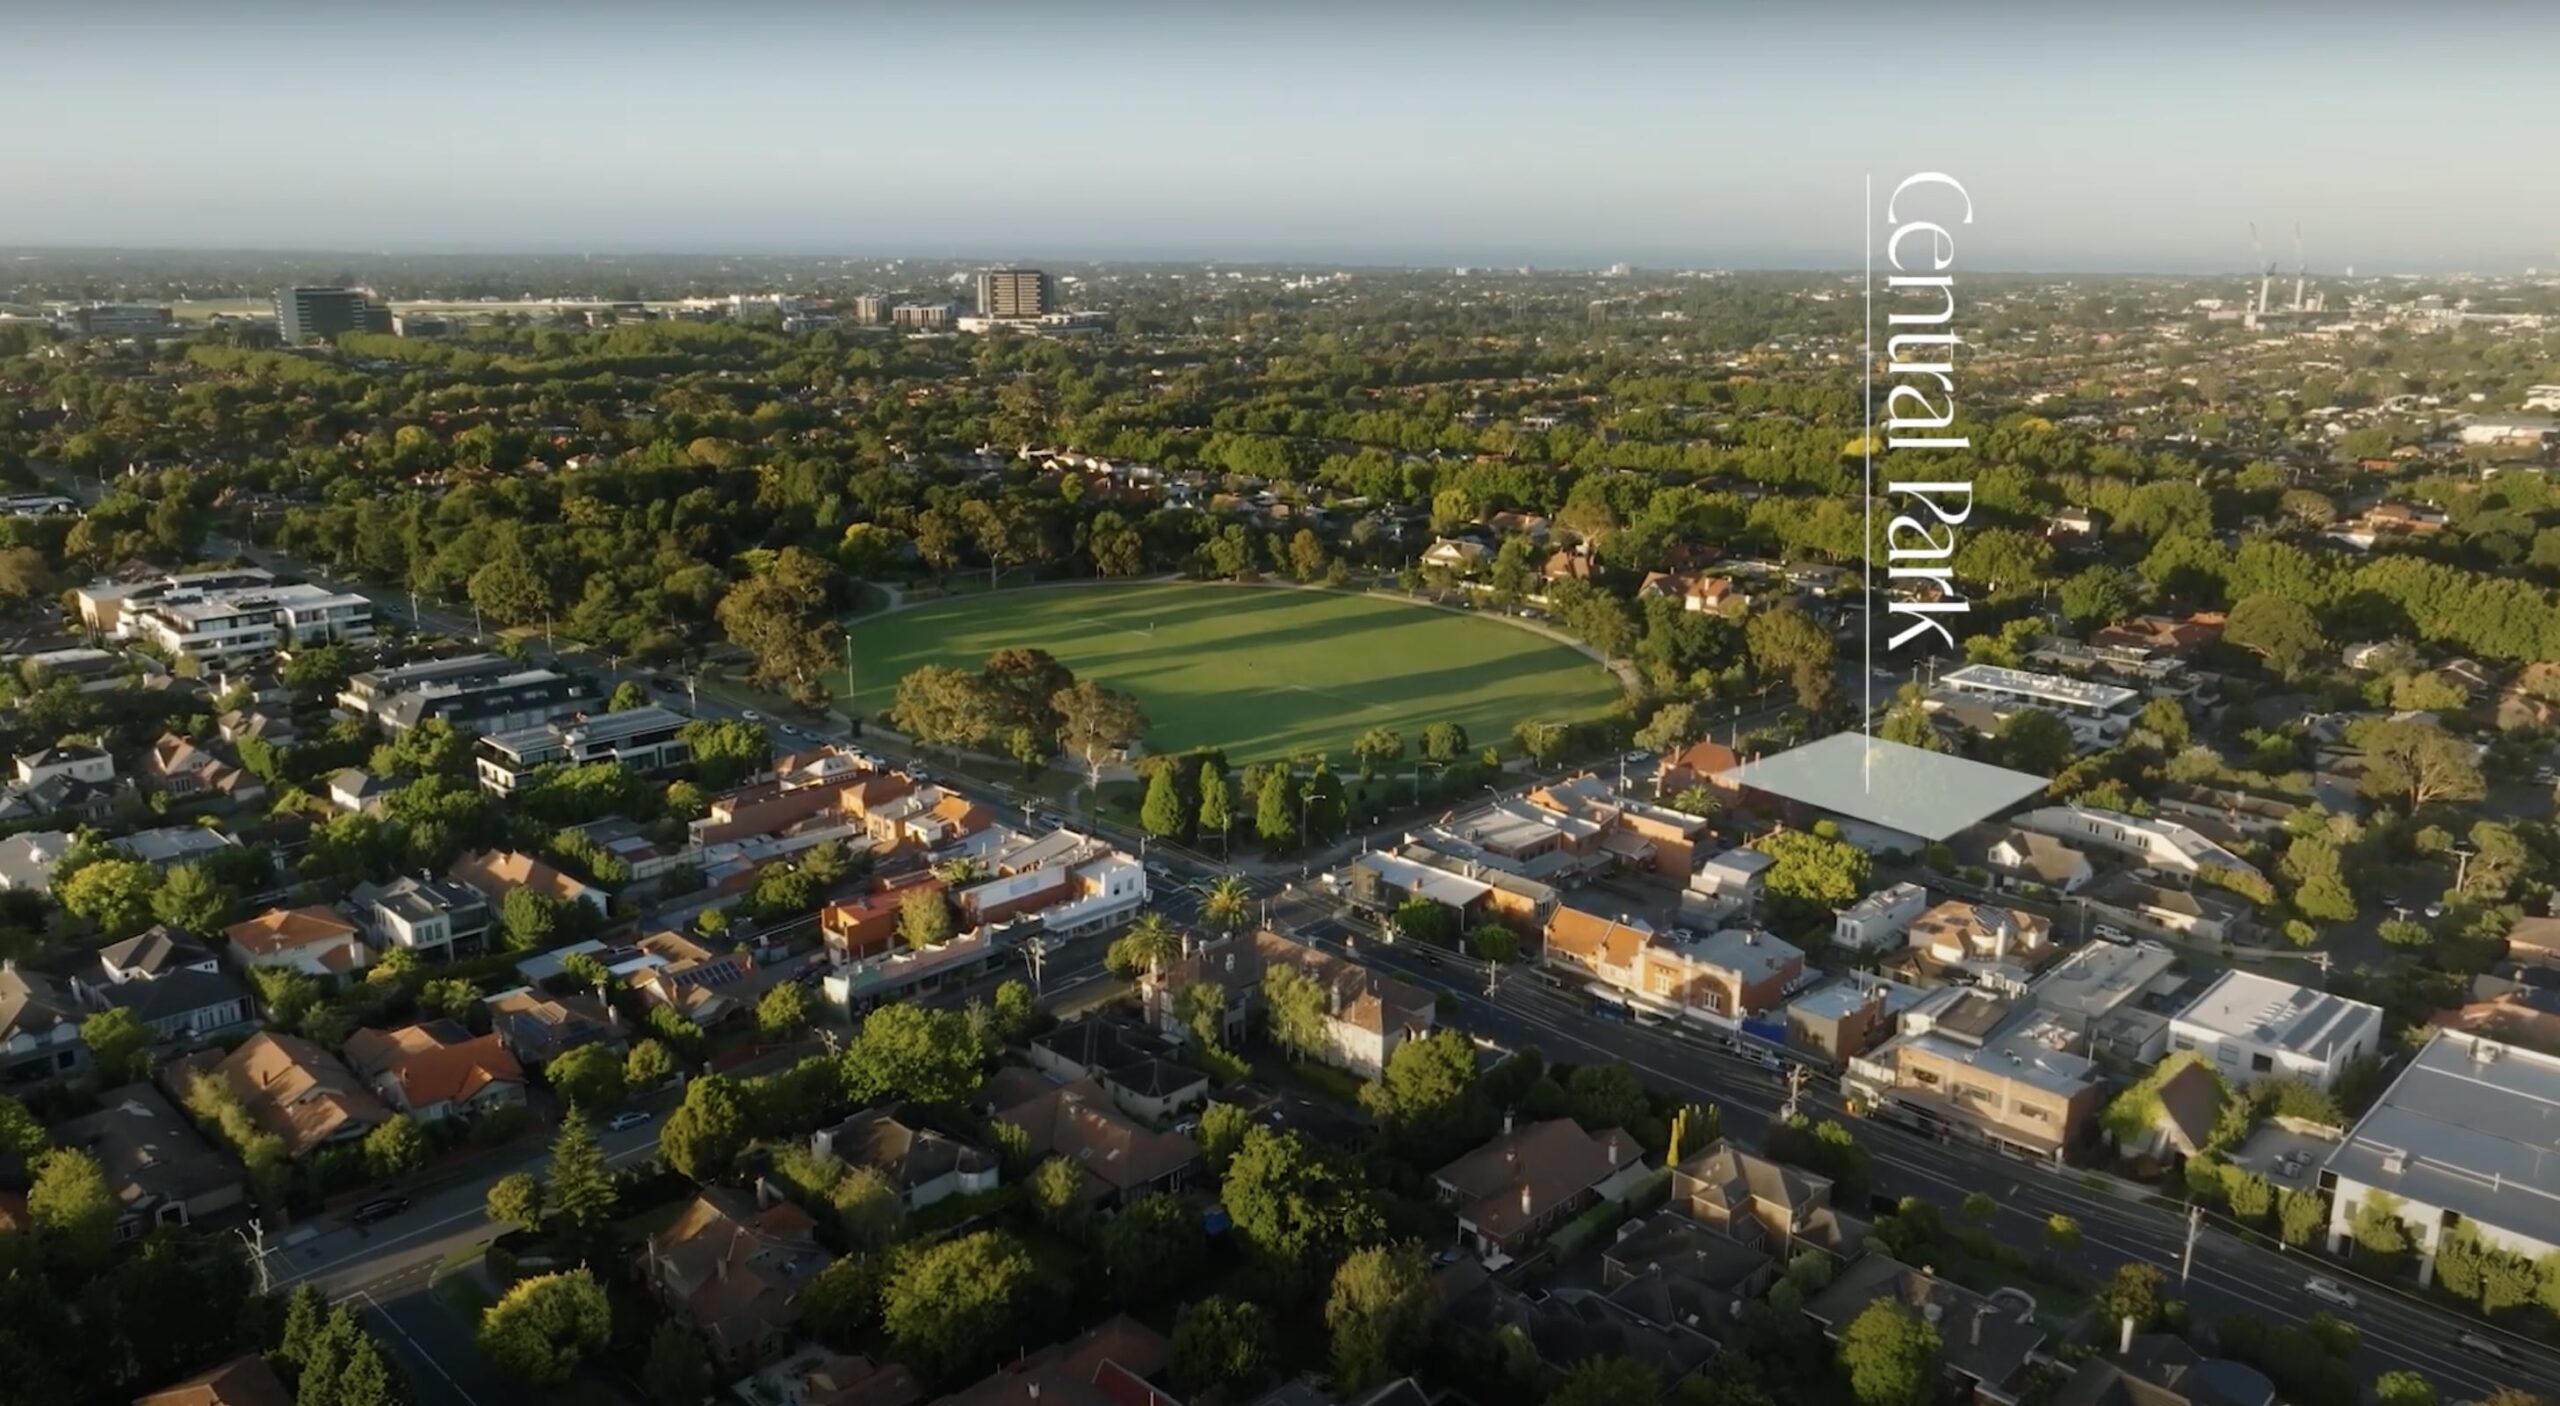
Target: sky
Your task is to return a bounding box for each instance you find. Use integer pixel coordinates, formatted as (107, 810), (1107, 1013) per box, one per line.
(12, 0), (2560, 272)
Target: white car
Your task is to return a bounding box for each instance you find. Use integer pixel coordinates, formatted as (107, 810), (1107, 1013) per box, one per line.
(2303, 1276), (2358, 1310)
(740, 709), (761, 722)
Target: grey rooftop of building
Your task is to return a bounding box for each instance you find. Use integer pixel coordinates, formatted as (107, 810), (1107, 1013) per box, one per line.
(1724, 734), (2050, 844)
(2321, 1030), (2560, 1253)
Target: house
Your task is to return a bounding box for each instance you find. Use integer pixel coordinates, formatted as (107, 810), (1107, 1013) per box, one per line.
(1961, 826), (2094, 895)
(15, 742), (114, 789)
(326, 768), (393, 814)
(0, 830), (75, 895)
(134, 1355), (293, 1406)
(1637, 927), (1806, 1021)
(2091, 614), (2224, 659)
(629, 930), (760, 1026)
(2113, 1056), (2229, 1163)
(192, 1031), (388, 1157)
(217, 708), (298, 750)
(342, 1020), (527, 1123)
(1600, 1210), (1779, 1343)
(793, 1355), (922, 1406)
(1, 963), (88, 1088)
(53, 1083), (245, 1238)
(561, 816), (683, 882)
(1804, 1256), (2046, 1406)
(2080, 875), (2253, 947)
(1655, 739), (1742, 799)
(1344, 849), (1496, 933)
(139, 733), (266, 808)
(1890, 901), (2056, 995)
(1438, 1262), (1716, 1383)
(2029, 940), (2182, 1065)
(2167, 970), (2381, 1092)
(113, 825), (241, 873)
(2051, 1340), (2276, 1406)
(2428, 986), (2560, 1055)
(1833, 882), (1928, 952)
(985, 1067), (1199, 1208)
(1526, 773), (1714, 878)
(1421, 537), (1488, 572)
(1688, 848), (1776, 918)
(639, 1190), (833, 1368)
(1434, 1115), (1649, 1258)
(78, 926), (254, 1043)
(483, 986), (621, 1066)
(1785, 981), (1899, 1067)
(2047, 507), (2099, 540)
(1140, 929), (1435, 1079)
(937, 1316), (1172, 1406)
(1670, 1136), (1867, 1258)
(449, 849), (609, 916)
(1031, 1016), (1211, 1122)
(2014, 806), (2260, 881)
(348, 875), (492, 960)
(225, 906), (369, 979)
(810, 1107), (999, 1210)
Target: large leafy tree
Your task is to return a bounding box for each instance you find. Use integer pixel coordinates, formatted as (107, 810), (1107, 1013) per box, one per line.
(1221, 1126), (1384, 1301)
(1168, 1295), (1273, 1400)
(2352, 717), (2485, 811)
(881, 1230), (1037, 1385)
(1325, 1244), (1434, 1390)
(476, 1269), (611, 1384)
(660, 1074), (749, 1183)
(1840, 1299), (1942, 1406)
(842, 1004), (983, 1106)
(547, 1115), (619, 1232)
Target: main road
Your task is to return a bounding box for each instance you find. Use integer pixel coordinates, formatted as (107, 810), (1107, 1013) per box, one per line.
(1269, 893), (2560, 1403)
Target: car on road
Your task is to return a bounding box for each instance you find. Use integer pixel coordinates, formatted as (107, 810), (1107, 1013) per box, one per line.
(606, 1109), (653, 1132)
(2302, 1276), (2358, 1310)
(2457, 1332), (2516, 1364)
(2424, 903), (2446, 919)
(740, 709), (762, 721)
(352, 1196), (411, 1226)
(2091, 923), (2132, 944)
(1621, 750), (1650, 766)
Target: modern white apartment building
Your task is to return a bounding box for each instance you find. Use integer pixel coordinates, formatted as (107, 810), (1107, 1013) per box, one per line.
(1929, 664), (2140, 749)
(127, 583), (375, 666)
(2011, 805), (2261, 881)
(2167, 970), (2381, 1091)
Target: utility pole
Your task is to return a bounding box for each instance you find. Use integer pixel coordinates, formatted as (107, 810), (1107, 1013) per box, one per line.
(236, 1220), (272, 1296)
(1022, 935), (1047, 994)
(1780, 1062), (1808, 1123)
(2181, 1203), (2203, 1285)
(1484, 955), (1501, 1000)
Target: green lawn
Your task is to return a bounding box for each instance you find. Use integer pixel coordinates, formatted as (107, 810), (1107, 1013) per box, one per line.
(841, 583), (1620, 764)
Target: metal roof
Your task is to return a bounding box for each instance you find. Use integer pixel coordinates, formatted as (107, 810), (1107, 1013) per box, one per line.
(1724, 734), (2051, 844)
(2322, 1030), (2560, 1254)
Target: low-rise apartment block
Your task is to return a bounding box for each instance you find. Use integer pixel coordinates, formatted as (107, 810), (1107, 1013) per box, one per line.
(1927, 664), (2141, 751)
(1143, 928), (1435, 1078)
(337, 653), (599, 735)
(2167, 970), (2381, 1091)
(474, 705), (690, 793)
(348, 875), (492, 959)
(2012, 805), (2261, 882)
(1849, 989), (2104, 1161)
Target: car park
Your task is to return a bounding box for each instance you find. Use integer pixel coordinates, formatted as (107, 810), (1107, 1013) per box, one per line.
(2303, 1276), (2358, 1310)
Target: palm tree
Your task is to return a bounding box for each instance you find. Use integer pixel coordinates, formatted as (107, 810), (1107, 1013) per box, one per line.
(1105, 912), (1184, 978)
(1202, 876), (1254, 934)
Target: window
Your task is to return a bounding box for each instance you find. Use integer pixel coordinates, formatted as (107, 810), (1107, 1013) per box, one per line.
(2250, 1052), (2273, 1074)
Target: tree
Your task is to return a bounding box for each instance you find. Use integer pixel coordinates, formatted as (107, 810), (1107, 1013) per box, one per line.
(1569, 1063), (1649, 1131)
(1960, 1191), (1998, 1225)
(2375, 1372), (2438, 1406)
(1420, 722), (1469, 762)
(1996, 709), (2076, 776)
(363, 1115), (427, 1179)
(625, 1038), (677, 1090)
(717, 547), (843, 706)
(1222, 1126), (1384, 1300)
(1753, 828), (1873, 915)
(487, 1171), (545, 1234)
(27, 1146), (114, 1269)
(1470, 925), (1518, 964)
(1362, 1029), (1492, 1160)
(0, 1096), (45, 1159)
(1746, 605), (1838, 713)
(1141, 766), (1190, 840)
(151, 862), (239, 935)
(547, 1042), (626, 1111)
(2225, 594), (2326, 678)
(1840, 1299), (1943, 1406)
(1106, 913), (1184, 978)
(2355, 718), (2486, 811)
(1203, 875), (1253, 934)
(643, 1320), (715, 1406)
(757, 980), (813, 1040)
(1262, 963), (1330, 1064)
(1102, 1192), (1207, 1304)
(2043, 1213), (2082, 1255)
(843, 1003), (984, 1106)
(547, 1115), (619, 1232)
(1168, 1295), (1272, 1400)
(1053, 680), (1150, 784)
(799, 1255), (881, 1349)
(1255, 766), (1300, 849)
(898, 889), (953, 950)
(1351, 728), (1404, 778)
(80, 1007), (153, 1084)
(499, 886), (562, 952)
(1634, 702), (1697, 755)
(2058, 566), (2136, 629)
(2095, 1262), (2164, 1333)
(1325, 1244), (1434, 1390)
(1197, 765), (1235, 843)
(1027, 1156), (1086, 1226)
(1513, 719), (1569, 766)
(476, 1269), (611, 1384)
(660, 1074), (749, 1182)
(58, 856), (157, 937)
(2349, 1189), (2413, 1260)
(608, 680), (651, 713)
(881, 1230), (1037, 1383)
(1200, 1101), (1254, 1176)
(1552, 1358), (1663, 1406)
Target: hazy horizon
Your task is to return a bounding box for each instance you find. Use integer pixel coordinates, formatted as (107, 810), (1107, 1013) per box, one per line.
(16, 0), (2560, 274)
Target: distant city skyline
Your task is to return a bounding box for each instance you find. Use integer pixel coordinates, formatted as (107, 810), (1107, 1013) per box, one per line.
(13, 1), (2560, 273)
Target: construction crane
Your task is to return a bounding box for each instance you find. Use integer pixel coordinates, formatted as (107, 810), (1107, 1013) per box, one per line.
(2292, 223), (2308, 313)
(2249, 222), (2276, 318)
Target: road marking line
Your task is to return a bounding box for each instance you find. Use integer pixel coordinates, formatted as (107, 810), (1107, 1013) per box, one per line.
(355, 1289), (486, 1406)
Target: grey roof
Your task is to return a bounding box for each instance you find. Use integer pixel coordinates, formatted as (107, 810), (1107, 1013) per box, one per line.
(101, 966), (250, 1027)
(2322, 1030), (2560, 1254)
(111, 825), (238, 866)
(2171, 970), (2381, 1058)
(1805, 1254), (2045, 1392)
(1724, 734), (2050, 843)
(351, 874), (488, 926)
(1674, 927), (1803, 987)
(0, 966), (81, 1040)
(99, 924), (212, 978)
(53, 1084), (240, 1214)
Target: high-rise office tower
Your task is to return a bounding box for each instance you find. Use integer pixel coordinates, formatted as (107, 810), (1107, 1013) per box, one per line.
(275, 287), (393, 344)
(974, 269), (1052, 320)
(851, 293), (890, 325)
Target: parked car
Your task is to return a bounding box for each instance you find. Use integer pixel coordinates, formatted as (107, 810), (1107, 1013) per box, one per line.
(2092, 923), (2132, 944)
(2303, 1276), (2358, 1310)
(352, 1197), (410, 1226)
(606, 1109), (653, 1132)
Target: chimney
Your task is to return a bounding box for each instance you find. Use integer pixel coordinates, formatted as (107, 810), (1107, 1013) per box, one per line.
(1503, 1111), (1515, 1137)
(2119, 1314), (2136, 1356)
(1521, 1184), (1534, 1217)
(1607, 1138), (1620, 1166)
(1971, 1308), (1984, 1347)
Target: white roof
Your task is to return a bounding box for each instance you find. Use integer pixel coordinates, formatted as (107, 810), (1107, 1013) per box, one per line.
(2171, 970), (2381, 1058)
(1724, 735), (2052, 844)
